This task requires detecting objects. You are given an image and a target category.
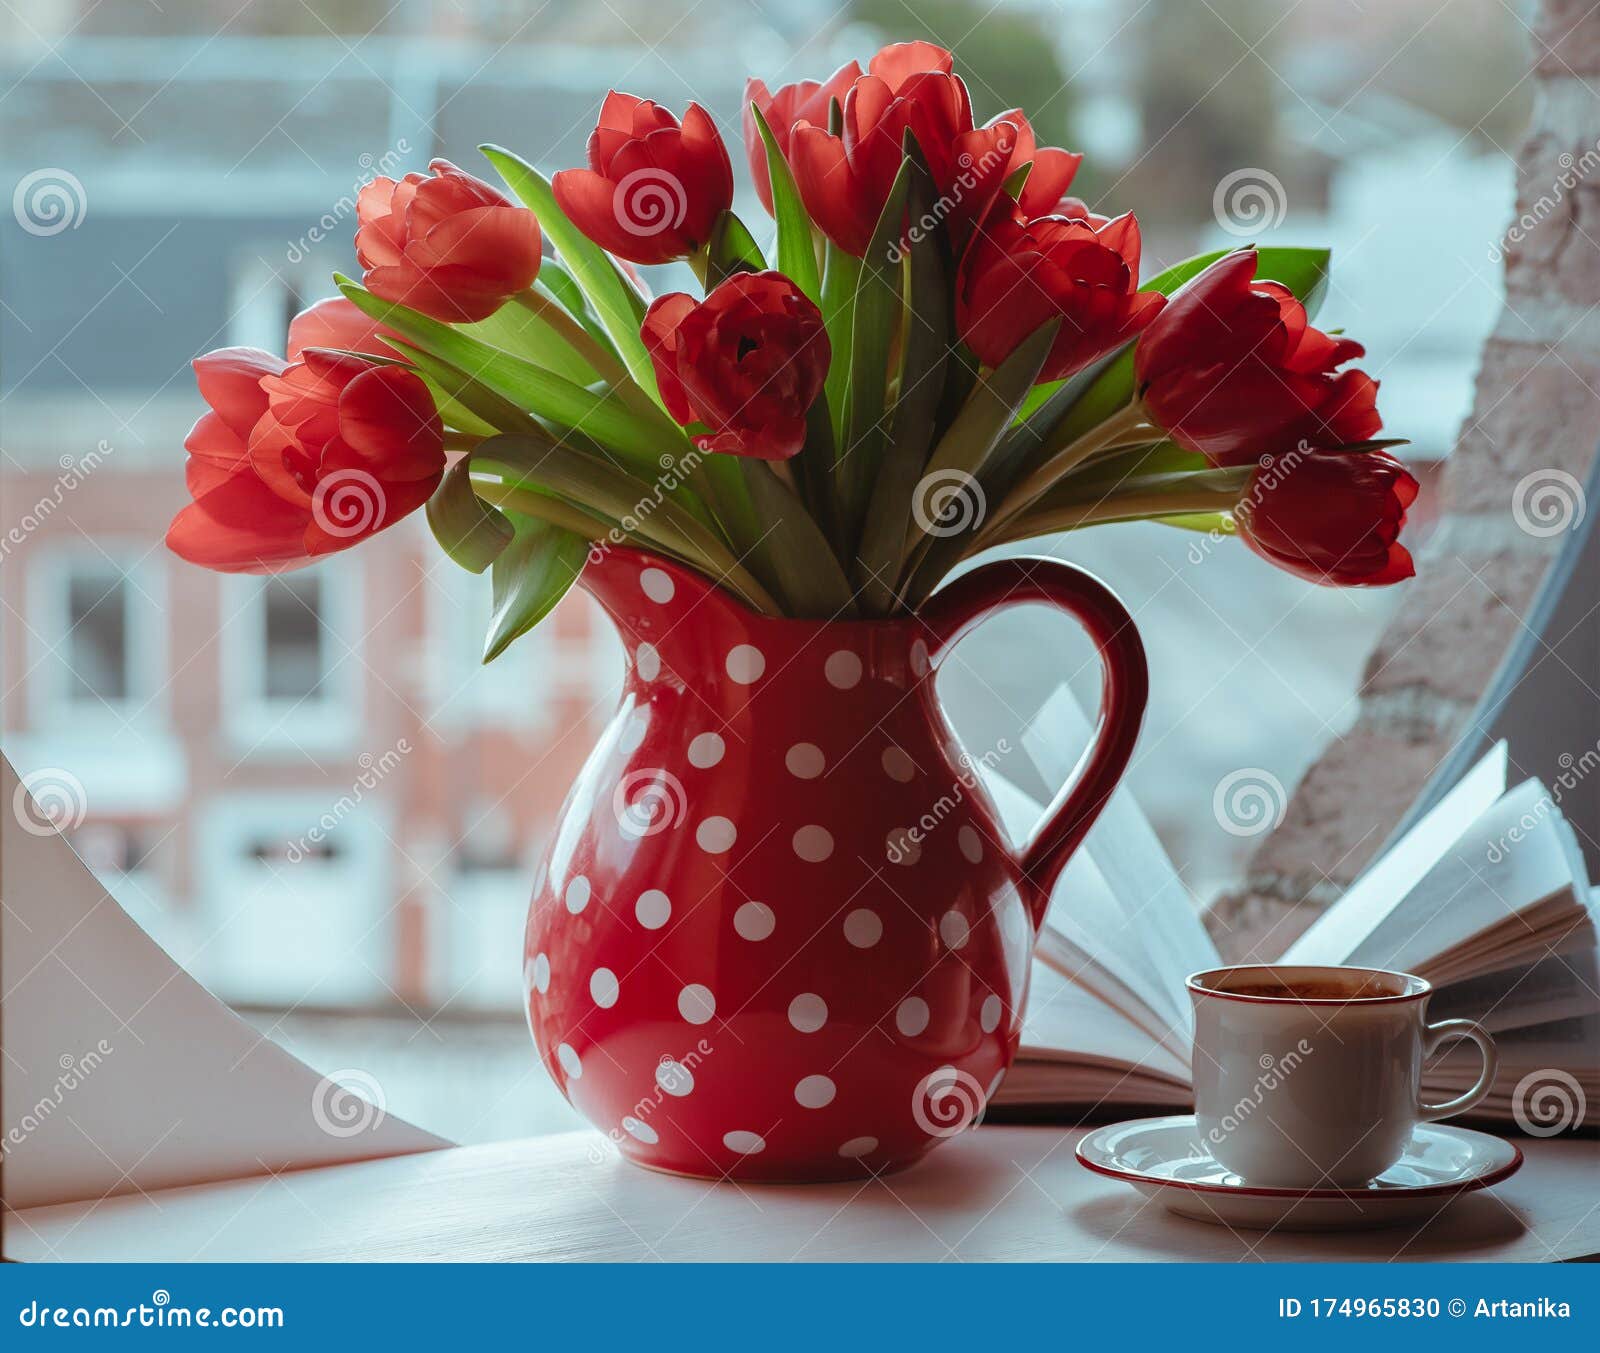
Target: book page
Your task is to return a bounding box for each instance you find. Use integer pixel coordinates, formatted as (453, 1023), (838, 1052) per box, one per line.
(1019, 685), (1219, 1027)
(1285, 742), (1509, 964)
(1, 756), (448, 1210)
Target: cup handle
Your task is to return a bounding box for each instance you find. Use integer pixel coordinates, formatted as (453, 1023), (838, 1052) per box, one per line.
(919, 556), (1149, 913)
(1418, 1018), (1499, 1121)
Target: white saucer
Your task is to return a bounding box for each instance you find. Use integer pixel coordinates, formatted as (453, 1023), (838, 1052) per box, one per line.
(1075, 1115), (1523, 1231)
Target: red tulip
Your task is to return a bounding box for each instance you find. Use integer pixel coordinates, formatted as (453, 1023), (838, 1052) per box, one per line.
(745, 61), (862, 214)
(553, 92), (734, 265)
(957, 210), (1165, 382)
(287, 297), (395, 360)
(1135, 249), (1382, 466)
(355, 158), (541, 323)
(789, 41), (1016, 256)
(990, 109), (1083, 218)
(167, 349), (445, 573)
(640, 271), (830, 460)
(1239, 449), (1417, 586)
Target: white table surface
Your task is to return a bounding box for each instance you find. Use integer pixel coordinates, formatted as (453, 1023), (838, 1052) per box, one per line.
(7, 1126), (1597, 1263)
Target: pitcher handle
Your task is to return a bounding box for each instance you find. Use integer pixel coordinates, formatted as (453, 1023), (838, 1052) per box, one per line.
(920, 556), (1149, 903)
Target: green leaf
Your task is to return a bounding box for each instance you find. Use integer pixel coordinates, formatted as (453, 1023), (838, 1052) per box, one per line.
(460, 295), (597, 386)
(898, 321), (1060, 602)
(1029, 245), (1334, 454)
(705, 210), (768, 287)
(338, 276), (682, 474)
(427, 456), (515, 573)
(748, 103), (822, 304)
(1158, 511), (1235, 535)
(836, 156), (912, 547)
(483, 512), (588, 663)
(537, 258), (619, 357)
(856, 140), (951, 612)
(388, 339), (544, 435)
(477, 145), (656, 399)
(736, 459), (857, 618)
(819, 241), (861, 447)
(471, 435), (747, 601)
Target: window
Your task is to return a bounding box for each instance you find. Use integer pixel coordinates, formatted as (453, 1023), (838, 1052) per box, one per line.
(222, 568), (360, 753)
(28, 547), (165, 726)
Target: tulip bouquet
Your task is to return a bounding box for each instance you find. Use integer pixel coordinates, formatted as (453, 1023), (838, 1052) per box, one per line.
(167, 39), (1416, 659)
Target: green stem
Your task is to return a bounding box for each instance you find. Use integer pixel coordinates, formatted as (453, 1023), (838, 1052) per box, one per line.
(469, 479), (611, 541)
(985, 400), (1157, 541)
(444, 430), (485, 453)
(989, 486), (1243, 547)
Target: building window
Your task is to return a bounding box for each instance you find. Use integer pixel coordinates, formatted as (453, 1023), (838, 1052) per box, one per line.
(223, 568), (359, 752)
(28, 548), (164, 725)
(66, 570), (130, 702)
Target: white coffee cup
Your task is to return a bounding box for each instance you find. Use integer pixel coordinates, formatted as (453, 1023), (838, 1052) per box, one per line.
(1187, 963), (1499, 1189)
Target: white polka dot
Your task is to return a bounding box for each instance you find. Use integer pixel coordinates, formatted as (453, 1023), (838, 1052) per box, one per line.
(640, 567), (675, 603)
(824, 650), (863, 689)
(785, 742), (825, 779)
(788, 993), (828, 1032)
(696, 816), (736, 853)
(564, 876), (591, 914)
(734, 901), (775, 940)
(590, 967), (619, 1008)
(531, 952), (550, 994)
(881, 746), (916, 782)
(723, 1130), (765, 1155)
(792, 825), (833, 862)
(656, 1059), (694, 1096)
(887, 828), (921, 864)
(795, 1074), (836, 1109)
(839, 1136), (878, 1158)
(843, 908), (883, 948)
(725, 644), (766, 684)
(635, 889), (671, 929)
(622, 1116), (658, 1144)
(618, 711), (648, 752)
(910, 639), (931, 676)
(939, 910), (970, 950)
(635, 642), (660, 681)
(896, 997), (930, 1037)
(687, 732), (725, 768)
(557, 1043), (582, 1078)
(981, 994), (1002, 1032)
(959, 825), (984, 863)
(677, 983), (716, 1024)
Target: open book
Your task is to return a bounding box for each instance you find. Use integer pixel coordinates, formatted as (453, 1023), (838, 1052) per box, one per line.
(983, 692), (1600, 1129)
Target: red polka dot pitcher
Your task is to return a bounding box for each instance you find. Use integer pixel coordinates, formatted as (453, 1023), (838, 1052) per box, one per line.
(523, 546), (1147, 1180)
